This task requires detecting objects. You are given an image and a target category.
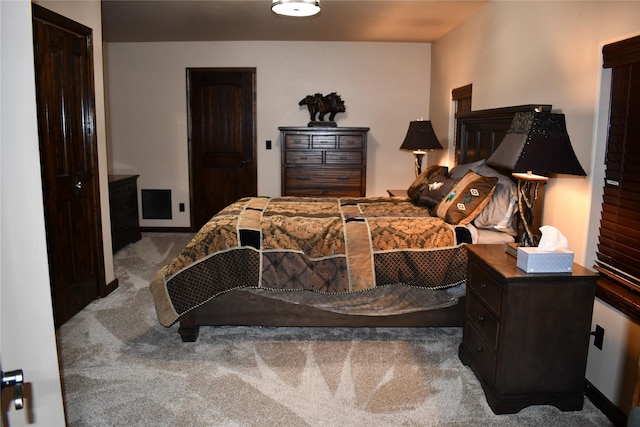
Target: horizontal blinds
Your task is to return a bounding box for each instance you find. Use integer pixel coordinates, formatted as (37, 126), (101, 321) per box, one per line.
(595, 62), (640, 293)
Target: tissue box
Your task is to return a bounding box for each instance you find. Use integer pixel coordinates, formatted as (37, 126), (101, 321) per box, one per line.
(516, 247), (574, 273)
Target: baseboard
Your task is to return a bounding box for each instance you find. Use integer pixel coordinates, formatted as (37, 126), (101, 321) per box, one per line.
(101, 277), (119, 297)
(585, 380), (627, 426)
(139, 226), (194, 233)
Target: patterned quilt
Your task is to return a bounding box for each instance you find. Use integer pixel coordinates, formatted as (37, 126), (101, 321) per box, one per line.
(149, 196), (468, 326)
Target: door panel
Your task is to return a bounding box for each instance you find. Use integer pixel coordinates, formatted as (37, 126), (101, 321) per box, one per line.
(187, 68), (257, 230)
(33, 5), (107, 327)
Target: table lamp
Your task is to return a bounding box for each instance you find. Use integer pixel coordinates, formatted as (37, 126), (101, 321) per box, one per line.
(487, 111), (586, 246)
(400, 120), (443, 176)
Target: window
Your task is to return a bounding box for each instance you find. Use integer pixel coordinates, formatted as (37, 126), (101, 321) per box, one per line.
(595, 35), (640, 323)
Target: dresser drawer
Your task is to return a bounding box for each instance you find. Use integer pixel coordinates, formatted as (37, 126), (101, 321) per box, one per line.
(284, 134), (311, 149)
(285, 151), (323, 165)
(467, 292), (499, 351)
(311, 135), (337, 149)
(468, 261), (503, 317)
(338, 135), (364, 149)
(285, 168), (361, 189)
(465, 323), (497, 382)
(284, 187), (363, 197)
(325, 151), (362, 165)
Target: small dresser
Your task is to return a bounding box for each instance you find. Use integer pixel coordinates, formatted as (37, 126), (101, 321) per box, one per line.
(459, 244), (597, 414)
(280, 126), (369, 197)
(108, 175), (141, 252)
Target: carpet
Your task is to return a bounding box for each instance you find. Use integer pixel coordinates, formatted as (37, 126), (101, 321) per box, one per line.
(58, 233), (613, 426)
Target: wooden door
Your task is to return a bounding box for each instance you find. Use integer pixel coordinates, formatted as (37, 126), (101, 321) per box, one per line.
(32, 5), (107, 327)
(187, 68), (257, 230)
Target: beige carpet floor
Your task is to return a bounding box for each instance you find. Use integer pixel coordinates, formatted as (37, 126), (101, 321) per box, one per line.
(57, 233), (613, 426)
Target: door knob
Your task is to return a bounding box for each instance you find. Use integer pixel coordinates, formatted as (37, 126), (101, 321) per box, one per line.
(1, 369), (24, 410)
(75, 178), (83, 189)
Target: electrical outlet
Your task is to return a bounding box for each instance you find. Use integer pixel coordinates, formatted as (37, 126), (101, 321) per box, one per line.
(266, 140), (272, 150)
(592, 325), (604, 350)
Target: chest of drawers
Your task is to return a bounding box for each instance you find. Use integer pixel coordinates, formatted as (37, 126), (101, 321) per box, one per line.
(108, 174), (141, 252)
(280, 127), (369, 197)
(459, 244), (598, 414)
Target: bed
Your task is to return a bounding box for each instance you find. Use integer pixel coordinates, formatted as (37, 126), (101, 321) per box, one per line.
(150, 105), (547, 342)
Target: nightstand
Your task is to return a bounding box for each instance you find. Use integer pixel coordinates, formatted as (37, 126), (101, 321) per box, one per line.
(108, 175), (141, 252)
(386, 189), (408, 197)
(458, 244), (597, 414)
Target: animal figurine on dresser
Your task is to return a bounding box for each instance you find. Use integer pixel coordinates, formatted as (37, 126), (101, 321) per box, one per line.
(299, 92), (346, 126)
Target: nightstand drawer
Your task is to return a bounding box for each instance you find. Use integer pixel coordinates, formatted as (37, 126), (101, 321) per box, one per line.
(467, 292), (499, 350)
(465, 323), (497, 381)
(468, 261), (502, 317)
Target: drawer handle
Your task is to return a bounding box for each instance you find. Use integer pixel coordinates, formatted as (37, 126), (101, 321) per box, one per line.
(475, 347), (483, 352)
(477, 315), (485, 322)
(300, 156), (308, 160)
(336, 177), (350, 181)
(297, 177), (311, 181)
(480, 283), (487, 289)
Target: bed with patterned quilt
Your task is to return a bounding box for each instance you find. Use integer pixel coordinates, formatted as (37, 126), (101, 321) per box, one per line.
(149, 105), (540, 341)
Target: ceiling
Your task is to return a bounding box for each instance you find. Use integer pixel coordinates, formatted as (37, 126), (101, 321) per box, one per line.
(101, 0), (488, 43)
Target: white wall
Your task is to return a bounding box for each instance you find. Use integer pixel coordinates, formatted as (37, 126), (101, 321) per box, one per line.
(35, 0), (115, 284)
(1, 1), (65, 425)
(106, 41), (431, 227)
(430, 0), (640, 415)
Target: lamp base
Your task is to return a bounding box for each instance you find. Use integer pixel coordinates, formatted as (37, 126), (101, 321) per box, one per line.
(513, 173), (548, 247)
(413, 151), (426, 176)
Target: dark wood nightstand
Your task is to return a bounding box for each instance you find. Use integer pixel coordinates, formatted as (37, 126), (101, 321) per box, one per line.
(386, 189), (408, 197)
(108, 175), (141, 252)
(459, 244), (598, 414)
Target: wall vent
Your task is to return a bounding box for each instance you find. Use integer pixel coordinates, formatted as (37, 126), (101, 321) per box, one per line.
(141, 189), (172, 219)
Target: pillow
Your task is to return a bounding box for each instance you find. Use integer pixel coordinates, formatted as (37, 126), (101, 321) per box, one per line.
(407, 165), (448, 202)
(472, 165), (518, 236)
(435, 170), (498, 225)
(415, 172), (459, 208)
(448, 159), (486, 179)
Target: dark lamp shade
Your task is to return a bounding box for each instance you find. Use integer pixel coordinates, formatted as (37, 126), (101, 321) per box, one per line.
(400, 121), (443, 152)
(487, 112), (586, 176)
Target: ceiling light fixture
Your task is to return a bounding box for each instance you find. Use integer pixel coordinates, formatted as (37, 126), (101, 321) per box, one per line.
(272, 0), (321, 17)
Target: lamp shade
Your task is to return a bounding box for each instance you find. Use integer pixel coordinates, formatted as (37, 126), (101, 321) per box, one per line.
(272, 0), (320, 17)
(487, 112), (586, 176)
(400, 121), (443, 152)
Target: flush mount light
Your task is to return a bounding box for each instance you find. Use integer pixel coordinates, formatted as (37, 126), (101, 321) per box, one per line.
(272, 0), (321, 17)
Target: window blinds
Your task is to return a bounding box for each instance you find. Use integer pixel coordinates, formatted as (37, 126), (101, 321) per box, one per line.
(596, 37), (640, 295)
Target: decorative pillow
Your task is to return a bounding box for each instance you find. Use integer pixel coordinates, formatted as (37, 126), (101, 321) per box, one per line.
(435, 170), (498, 225)
(448, 159), (486, 179)
(415, 172), (459, 208)
(407, 165), (448, 202)
(472, 165), (518, 236)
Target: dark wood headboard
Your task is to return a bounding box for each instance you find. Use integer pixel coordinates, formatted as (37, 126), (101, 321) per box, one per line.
(455, 104), (552, 166)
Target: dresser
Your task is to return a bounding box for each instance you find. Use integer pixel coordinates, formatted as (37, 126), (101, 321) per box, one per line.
(108, 175), (141, 252)
(280, 127), (369, 197)
(459, 244), (597, 414)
